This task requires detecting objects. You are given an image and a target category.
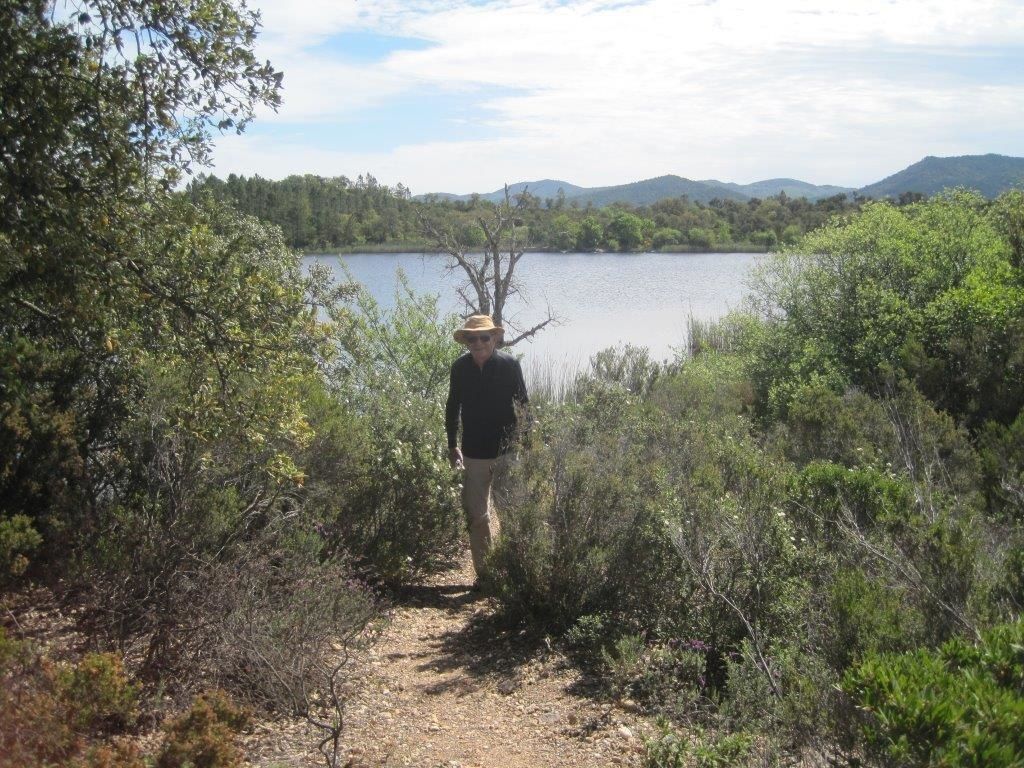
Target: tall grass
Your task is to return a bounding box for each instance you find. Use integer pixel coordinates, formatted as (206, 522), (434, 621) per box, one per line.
(683, 313), (749, 358)
(523, 352), (585, 404)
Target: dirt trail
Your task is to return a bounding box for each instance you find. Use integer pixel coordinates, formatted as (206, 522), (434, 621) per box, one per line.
(249, 552), (649, 767)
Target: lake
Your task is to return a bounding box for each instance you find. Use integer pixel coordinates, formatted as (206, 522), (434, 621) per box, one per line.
(305, 251), (764, 379)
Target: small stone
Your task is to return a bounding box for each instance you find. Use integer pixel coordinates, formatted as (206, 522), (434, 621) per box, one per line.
(618, 726), (634, 740)
(497, 679), (518, 695)
(620, 698), (641, 712)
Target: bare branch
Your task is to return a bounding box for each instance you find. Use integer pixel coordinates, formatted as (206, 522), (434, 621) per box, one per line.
(418, 184), (553, 345)
(503, 314), (556, 348)
(13, 295), (60, 322)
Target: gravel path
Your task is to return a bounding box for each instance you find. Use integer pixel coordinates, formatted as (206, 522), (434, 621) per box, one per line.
(317, 553), (649, 768)
(1, 557), (649, 768)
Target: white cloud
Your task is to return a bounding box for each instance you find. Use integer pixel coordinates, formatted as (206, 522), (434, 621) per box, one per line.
(208, 0), (1024, 191)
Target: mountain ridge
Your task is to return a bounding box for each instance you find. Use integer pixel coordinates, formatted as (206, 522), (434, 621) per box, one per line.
(417, 154), (1024, 207)
(857, 154), (1024, 199)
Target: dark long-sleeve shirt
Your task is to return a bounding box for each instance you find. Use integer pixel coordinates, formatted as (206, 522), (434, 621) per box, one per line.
(446, 351), (529, 460)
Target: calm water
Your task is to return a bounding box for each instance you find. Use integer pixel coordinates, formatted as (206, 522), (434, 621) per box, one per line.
(306, 251), (763, 376)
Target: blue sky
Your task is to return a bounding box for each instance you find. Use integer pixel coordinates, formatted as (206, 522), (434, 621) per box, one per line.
(207, 0), (1024, 195)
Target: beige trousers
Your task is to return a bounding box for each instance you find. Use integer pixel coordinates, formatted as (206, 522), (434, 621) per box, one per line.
(461, 455), (510, 577)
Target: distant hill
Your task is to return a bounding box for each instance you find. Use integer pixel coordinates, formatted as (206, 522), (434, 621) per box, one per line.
(424, 175), (853, 207)
(858, 154), (1024, 199)
(568, 175), (748, 206)
(702, 178), (854, 201)
(418, 179), (588, 204)
(418, 154), (1024, 208)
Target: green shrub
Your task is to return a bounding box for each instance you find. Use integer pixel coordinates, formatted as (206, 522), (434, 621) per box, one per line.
(645, 719), (754, 768)
(791, 454), (984, 648)
(997, 535), (1024, 612)
(747, 191), (1024, 428)
(781, 383), (894, 468)
(157, 690), (251, 768)
(323, 273), (464, 582)
(789, 461), (913, 550)
(723, 640), (837, 753)
(0, 514), (42, 583)
(565, 619), (710, 721)
(0, 629), (141, 768)
(644, 718), (689, 768)
(486, 380), (689, 631)
(55, 652), (139, 733)
(601, 633), (648, 696)
(825, 568), (921, 670)
(844, 619), (1024, 767)
(690, 732), (755, 768)
(492, 351), (836, 756)
(978, 412), (1024, 522)
(586, 344), (662, 397)
(564, 612), (614, 668)
(626, 645), (710, 722)
(654, 343), (753, 417)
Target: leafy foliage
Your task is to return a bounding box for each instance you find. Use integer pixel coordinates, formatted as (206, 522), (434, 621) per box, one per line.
(487, 188), (1024, 760)
(1, 0), (294, 560)
(0, 514), (42, 583)
(314, 273), (465, 581)
(748, 190), (1024, 428)
(844, 620), (1024, 767)
(645, 719), (754, 768)
(1, 4), (390, 755)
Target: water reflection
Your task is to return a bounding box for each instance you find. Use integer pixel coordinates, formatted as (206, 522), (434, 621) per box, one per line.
(305, 251), (763, 376)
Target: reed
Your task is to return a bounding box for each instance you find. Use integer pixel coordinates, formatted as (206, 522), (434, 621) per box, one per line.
(523, 352), (586, 404)
(684, 313), (745, 358)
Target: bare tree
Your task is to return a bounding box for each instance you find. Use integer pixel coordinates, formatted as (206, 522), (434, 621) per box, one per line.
(420, 185), (555, 346)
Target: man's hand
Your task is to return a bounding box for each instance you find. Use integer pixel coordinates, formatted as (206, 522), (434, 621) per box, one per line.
(449, 446), (464, 470)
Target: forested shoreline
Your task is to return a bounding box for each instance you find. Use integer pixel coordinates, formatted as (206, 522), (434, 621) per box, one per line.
(3, 2), (1024, 767)
(187, 172), (864, 254)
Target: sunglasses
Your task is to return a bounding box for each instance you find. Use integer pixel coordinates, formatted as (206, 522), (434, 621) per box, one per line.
(464, 334), (491, 344)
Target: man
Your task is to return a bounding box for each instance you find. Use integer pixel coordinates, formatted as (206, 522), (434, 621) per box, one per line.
(446, 314), (528, 581)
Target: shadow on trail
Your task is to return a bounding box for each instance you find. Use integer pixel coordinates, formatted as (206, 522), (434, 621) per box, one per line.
(416, 604), (613, 734)
(420, 606), (549, 678)
(381, 574), (618, 746)
(389, 582), (479, 615)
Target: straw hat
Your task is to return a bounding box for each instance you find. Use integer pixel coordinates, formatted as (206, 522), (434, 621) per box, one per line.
(453, 314), (505, 344)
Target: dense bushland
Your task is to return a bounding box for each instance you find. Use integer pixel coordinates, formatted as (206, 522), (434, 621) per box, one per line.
(1, 2), (464, 764)
(5, 3), (1024, 766)
(486, 191), (1024, 765)
(1, 630), (253, 768)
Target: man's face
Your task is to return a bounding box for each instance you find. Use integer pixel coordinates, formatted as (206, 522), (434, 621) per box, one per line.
(464, 332), (497, 364)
